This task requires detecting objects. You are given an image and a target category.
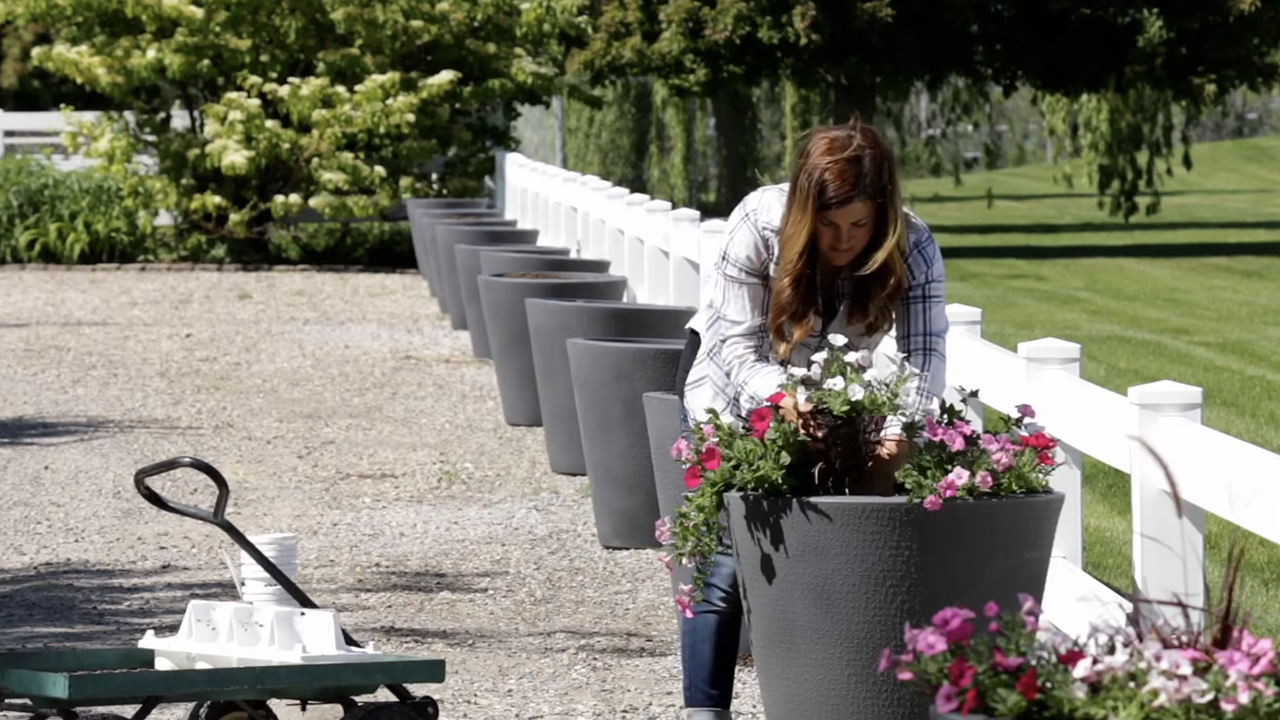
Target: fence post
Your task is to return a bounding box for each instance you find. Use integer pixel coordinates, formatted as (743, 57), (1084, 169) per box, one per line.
(943, 304), (985, 430)
(602, 187), (631, 275)
(1127, 380), (1206, 632)
(574, 175), (602, 257)
(1018, 338), (1084, 568)
(642, 200), (674, 305)
(586, 178), (614, 260)
(623, 193), (652, 301)
(669, 208), (702, 308)
(555, 170), (582, 250)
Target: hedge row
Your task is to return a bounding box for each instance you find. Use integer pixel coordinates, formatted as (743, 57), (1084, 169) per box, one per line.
(0, 155), (416, 267)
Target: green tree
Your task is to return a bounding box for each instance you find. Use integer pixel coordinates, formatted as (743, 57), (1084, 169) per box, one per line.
(0, 0), (589, 255)
(572, 0), (1280, 219)
(2, 22), (114, 111)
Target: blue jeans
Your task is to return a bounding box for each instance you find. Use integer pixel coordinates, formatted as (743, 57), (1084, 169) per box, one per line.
(678, 404), (744, 713)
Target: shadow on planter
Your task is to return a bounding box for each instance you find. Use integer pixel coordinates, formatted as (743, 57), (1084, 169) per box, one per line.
(528, 300), (694, 476)
(457, 245), (571, 359)
(478, 272), (628, 426)
(725, 491), (1064, 720)
(435, 225), (540, 330)
(567, 337), (686, 549)
(642, 391), (752, 656)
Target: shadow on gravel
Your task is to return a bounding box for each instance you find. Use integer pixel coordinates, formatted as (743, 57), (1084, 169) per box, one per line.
(0, 415), (192, 447)
(0, 562), (229, 648)
(357, 569), (505, 596)
(363, 625), (670, 659)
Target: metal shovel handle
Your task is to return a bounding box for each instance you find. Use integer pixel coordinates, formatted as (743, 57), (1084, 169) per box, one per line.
(134, 455), (232, 528)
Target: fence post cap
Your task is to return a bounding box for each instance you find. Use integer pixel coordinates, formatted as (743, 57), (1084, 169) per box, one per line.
(1127, 380), (1204, 408)
(700, 219), (729, 232)
(588, 178), (613, 191)
(670, 207), (701, 222)
(604, 187), (630, 199)
(643, 199), (673, 212)
(945, 303), (983, 325)
(1018, 337), (1081, 361)
(624, 193), (652, 206)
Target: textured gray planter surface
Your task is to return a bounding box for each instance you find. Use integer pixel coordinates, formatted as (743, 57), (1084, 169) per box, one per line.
(528, 300), (694, 476)
(567, 338), (686, 549)
(435, 225), (540, 330)
(643, 391), (751, 655)
(725, 491), (1064, 720)
(478, 272), (627, 426)
(458, 245), (570, 359)
(479, 252), (611, 277)
(406, 207), (503, 292)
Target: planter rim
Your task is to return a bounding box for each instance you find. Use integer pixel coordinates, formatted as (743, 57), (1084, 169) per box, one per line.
(478, 271), (625, 283)
(643, 390), (680, 398)
(457, 242), (556, 250)
(525, 297), (696, 312)
(417, 208), (503, 216)
(724, 489), (1065, 506)
(438, 224), (529, 232)
(566, 337), (688, 349)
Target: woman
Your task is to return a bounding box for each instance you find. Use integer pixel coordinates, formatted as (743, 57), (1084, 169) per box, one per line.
(676, 120), (949, 719)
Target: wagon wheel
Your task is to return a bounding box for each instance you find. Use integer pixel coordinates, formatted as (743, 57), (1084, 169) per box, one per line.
(185, 700), (279, 720)
(341, 701), (437, 720)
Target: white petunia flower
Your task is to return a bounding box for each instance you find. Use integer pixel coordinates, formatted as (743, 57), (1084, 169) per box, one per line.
(844, 349), (874, 369)
(787, 365), (809, 379)
(810, 350), (828, 365)
(823, 376), (846, 391)
(827, 333), (849, 348)
(847, 384), (865, 402)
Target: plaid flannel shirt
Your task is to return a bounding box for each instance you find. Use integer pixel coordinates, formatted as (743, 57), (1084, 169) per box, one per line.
(683, 183), (949, 436)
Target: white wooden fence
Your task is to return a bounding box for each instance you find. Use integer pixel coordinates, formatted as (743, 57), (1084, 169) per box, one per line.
(498, 149), (1280, 641)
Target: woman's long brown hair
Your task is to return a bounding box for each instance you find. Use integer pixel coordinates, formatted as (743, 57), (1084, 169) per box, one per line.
(768, 119), (910, 360)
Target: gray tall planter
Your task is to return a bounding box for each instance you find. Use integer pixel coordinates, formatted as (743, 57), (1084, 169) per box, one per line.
(642, 391), (752, 656)
(478, 272), (628, 426)
(406, 207), (501, 288)
(435, 225), (540, 329)
(457, 245), (571, 359)
(724, 491), (1065, 720)
(527, 300), (694, 476)
(566, 338), (686, 549)
(479, 252), (611, 277)
(409, 208), (510, 298)
(425, 216), (517, 311)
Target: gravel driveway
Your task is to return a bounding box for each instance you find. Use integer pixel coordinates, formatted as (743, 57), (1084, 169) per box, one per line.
(0, 270), (763, 720)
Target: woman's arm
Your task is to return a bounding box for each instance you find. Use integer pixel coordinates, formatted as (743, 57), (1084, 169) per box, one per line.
(706, 190), (789, 412)
(884, 217), (949, 436)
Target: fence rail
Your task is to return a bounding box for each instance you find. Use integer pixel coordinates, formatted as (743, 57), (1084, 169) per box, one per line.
(497, 149), (1280, 641)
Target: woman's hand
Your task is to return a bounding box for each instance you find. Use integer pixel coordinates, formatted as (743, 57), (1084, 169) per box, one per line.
(864, 435), (910, 496)
(777, 393), (826, 450)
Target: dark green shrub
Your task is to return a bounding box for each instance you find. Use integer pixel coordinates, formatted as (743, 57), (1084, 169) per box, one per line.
(264, 221), (414, 268)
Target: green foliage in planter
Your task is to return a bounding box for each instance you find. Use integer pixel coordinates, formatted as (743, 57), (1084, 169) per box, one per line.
(0, 156), (153, 264)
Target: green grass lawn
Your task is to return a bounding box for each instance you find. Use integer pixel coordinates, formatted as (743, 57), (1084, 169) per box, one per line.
(903, 136), (1280, 634)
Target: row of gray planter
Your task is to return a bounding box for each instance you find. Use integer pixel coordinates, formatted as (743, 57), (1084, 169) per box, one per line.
(407, 198), (749, 655)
